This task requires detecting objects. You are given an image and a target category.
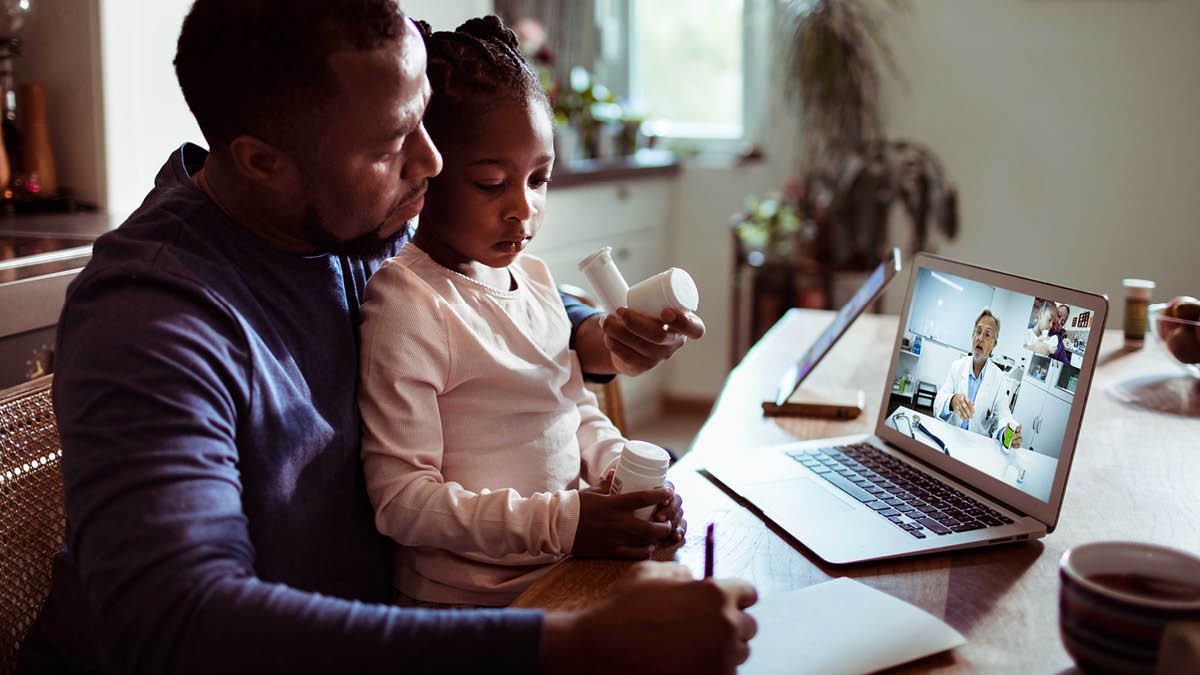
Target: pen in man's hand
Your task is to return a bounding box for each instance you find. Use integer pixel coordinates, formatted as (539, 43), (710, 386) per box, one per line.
(704, 522), (715, 578)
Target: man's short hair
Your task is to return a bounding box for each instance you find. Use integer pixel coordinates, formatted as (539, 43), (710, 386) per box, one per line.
(174, 0), (408, 151)
(975, 308), (1000, 338)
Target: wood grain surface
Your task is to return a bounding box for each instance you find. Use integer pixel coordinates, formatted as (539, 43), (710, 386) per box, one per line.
(513, 309), (1200, 673)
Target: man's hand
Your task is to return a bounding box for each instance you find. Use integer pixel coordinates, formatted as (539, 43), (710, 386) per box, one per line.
(1009, 424), (1023, 449)
(574, 487), (676, 559)
(605, 308), (706, 377)
(541, 562), (759, 675)
(572, 308), (705, 377)
(950, 393), (975, 420)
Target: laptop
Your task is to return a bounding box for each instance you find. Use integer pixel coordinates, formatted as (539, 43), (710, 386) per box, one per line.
(704, 252), (1108, 565)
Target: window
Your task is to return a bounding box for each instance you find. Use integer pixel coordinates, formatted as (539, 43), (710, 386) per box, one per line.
(629, 0), (745, 140)
(497, 0), (771, 159)
(602, 0), (771, 156)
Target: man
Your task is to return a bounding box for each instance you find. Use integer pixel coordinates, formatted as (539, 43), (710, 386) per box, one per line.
(1049, 303), (1072, 364)
(17, 2), (755, 673)
(1023, 300), (1059, 357)
(933, 309), (1024, 447)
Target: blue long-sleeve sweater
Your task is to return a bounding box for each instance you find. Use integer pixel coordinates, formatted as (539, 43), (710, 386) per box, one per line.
(19, 144), (599, 674)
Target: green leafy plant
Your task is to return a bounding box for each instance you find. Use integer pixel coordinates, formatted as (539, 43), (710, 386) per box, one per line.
(778, 0), (958, 267)
(733, 191), (812, 262)
(784, 0), (904, 170)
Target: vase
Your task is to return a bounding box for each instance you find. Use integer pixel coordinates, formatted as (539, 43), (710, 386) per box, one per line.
(20, 82), (56, 195)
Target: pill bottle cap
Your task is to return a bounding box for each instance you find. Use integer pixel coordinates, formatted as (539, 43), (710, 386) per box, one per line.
(578, 246), (615, 272)
(659, 268), (699, 312)
(621, 441), (671, 473)
(1122, 278), (1155, 301)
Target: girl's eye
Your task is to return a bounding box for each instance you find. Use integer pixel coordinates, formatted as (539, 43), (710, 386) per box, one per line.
(474, 181), (505, 192)
(530, 176), (553, 189)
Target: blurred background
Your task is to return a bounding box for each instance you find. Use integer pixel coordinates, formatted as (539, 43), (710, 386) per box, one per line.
(2, 0), (1197, 440)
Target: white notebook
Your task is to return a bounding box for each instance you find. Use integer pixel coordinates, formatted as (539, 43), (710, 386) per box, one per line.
(741, 577), (965, 675)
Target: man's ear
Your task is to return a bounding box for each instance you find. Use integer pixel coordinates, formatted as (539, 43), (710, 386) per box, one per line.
(226, 135), (302, 196)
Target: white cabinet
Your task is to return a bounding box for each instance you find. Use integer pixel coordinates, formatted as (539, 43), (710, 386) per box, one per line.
(1010, 380), (1043, 441)
(526, 178), (675, 428)
(1035, 394), (1072, 460)
(1011, 378), (1073, 459)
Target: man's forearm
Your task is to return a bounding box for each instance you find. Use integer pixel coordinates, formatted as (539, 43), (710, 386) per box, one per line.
(574, 314), (617, 376)
(540, 610), (586, 675)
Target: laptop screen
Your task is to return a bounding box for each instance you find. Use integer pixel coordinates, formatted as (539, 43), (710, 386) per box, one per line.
(882, 265), (1098, 503)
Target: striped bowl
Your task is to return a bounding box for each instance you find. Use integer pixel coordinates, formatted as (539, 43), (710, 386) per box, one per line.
(1059, 541), (1200, 674)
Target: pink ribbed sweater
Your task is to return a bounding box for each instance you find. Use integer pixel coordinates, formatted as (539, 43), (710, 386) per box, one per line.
(358, 244), (625, 606)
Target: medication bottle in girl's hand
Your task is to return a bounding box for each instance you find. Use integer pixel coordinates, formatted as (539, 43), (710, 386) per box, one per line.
(610, 440), (671, 520)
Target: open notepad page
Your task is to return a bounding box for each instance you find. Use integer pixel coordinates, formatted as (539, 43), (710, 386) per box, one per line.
(741, 577), (965, 675)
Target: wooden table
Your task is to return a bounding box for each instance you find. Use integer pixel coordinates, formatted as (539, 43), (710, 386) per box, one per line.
(513, 309), (1200, 672)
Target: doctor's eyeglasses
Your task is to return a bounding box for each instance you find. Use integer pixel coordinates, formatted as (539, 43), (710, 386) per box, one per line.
(972, 326), (996, 341)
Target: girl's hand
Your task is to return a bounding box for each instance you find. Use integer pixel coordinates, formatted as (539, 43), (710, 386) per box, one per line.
(651, 481), (686, 546)
(580, 470), (616, 496)
(574, 487), (675, 559)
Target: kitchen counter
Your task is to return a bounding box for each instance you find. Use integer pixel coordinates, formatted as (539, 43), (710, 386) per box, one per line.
(0, 212), (113, 282)
(0, 211), (115, 239)
(551, 148), (680, 189)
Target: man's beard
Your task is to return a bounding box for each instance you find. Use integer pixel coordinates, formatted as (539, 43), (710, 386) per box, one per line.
(298, 206), (405, 258)
(297, 179), (426, 258)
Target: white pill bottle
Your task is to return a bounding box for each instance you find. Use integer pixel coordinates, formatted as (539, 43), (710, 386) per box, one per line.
(609, 440), (671, 520)
(579, 247), (699, 317)
(577, 246), (630, 312)
(627, 268), (699, 317)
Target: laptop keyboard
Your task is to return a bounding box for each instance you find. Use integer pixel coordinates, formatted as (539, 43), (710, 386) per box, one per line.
(788, 443), (1015, 539)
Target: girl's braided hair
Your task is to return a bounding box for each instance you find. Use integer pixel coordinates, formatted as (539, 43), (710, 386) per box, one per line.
(415, 15), (551, 143)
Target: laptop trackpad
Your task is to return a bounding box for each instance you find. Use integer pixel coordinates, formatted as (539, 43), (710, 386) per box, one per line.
(742, 477), (856, 516)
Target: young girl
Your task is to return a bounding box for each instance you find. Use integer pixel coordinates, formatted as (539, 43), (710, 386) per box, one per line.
(1024, 300), (1059, 356)
(357, 16), (684, 607)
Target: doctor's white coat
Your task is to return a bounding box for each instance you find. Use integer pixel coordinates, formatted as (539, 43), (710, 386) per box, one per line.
(933, 356), (1018, 439)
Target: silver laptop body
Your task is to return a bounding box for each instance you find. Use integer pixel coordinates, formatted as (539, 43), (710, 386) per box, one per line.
(704, 253), (1108, 565)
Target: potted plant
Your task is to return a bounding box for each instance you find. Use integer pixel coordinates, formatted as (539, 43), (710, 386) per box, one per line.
(781, 0), (958, 267)
(731, 189), (812, 267)
(730, 180), (827, 354)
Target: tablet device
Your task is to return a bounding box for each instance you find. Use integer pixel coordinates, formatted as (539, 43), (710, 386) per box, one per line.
(771, 248), (902, 408)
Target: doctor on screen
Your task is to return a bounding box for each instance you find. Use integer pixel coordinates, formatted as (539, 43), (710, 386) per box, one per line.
(933, 309), (1024, 448)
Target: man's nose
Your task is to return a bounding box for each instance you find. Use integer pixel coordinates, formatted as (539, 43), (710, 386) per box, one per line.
(401, 122), (443, 181)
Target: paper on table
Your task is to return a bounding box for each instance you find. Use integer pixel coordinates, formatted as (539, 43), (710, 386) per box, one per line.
(740, 577), (965, 675)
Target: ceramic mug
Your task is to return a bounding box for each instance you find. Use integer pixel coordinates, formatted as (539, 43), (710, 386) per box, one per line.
(1059, 541), (1200, 674)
